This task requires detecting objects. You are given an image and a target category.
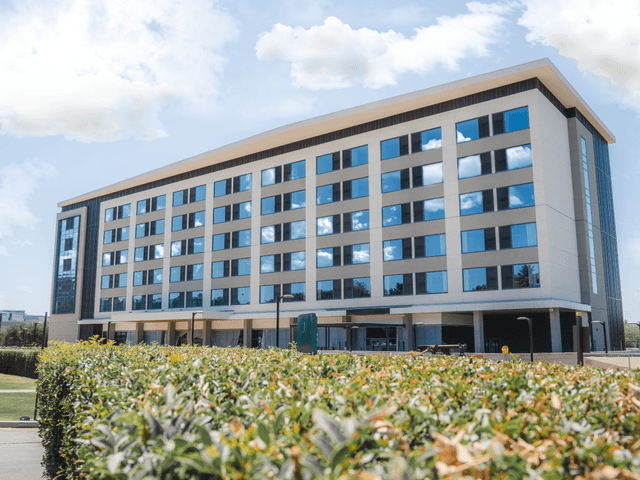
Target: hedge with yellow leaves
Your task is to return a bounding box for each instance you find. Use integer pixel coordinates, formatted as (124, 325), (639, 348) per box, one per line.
(37, 339), (640, 479)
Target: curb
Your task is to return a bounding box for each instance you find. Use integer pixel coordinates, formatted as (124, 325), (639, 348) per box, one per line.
(0, 421), (39, 428)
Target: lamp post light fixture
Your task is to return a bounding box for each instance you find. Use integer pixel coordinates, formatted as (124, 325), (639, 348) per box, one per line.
(517, 317), (534, 362)
(276, 294), (294, 349)
(190, 311), (203, 346)
(592, 320), (608, 354)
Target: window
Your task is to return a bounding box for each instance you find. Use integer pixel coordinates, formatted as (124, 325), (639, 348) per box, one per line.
(188, 264), (204, 281)
(114, 297), (126, 312)
(133, 271), (146, 286)
(132, 295), (145, 311)
(134, 247), (147, 262)
(415, 198), (444, 222)
(415, 234), (446, 258)
(414, 163), (443, 187)
(460, 191), (493, 216)
(343, 145), (368, 168)
(581, 135), (598, 294)
(284, 251), (305, 271)
(233, 201), (252, 220)
(231, 287), (250, 305)
(151, 219), (164, 235)
(189, 211), (206, 229)
(170, 266), (184, 283)
(344, 243), (369, 265)
(381, 170), (408, 193)
(317, 184), (339, 205)
(234, 174), (252, 193)
(501, 263), (540, 289)
(383, 239), (411, 261)
(152, 245), (164, 260)
(343, 177), (368, 200)
(215, 179), (231, 197)
(188, 237), (205, 254)
(456, 116), (489, 143)
(262, 166), (280, 186)
(260, 285), (280, 304)
(463, 267), (498, 291)
(101, 275), (112, 289)
(63, 259), (72, 271)
(64, 238), (74, 250)
(416, 271), (447, 294)
(173, 190), (188, 207)
(116, 227), (129, 242)
(497, 183), (535, 210)
(172, 215), (187, 232)
(284, 220), (305, 240)
(492, 106), (529, 135)
(344, 210), (369, 232)
(100, 298), (111, 312)
(317, 247), (340, 268)
(150, 269), (163, 284)
(102, 252), (113, 267)
(495, 144), (532, 172)
(261, 225), (281, 244)
(411, 127), (442, 152)
(102, 250), (128, 266)
(261, 195), (281, 215)
(171, 240), (185, 257)
(186, 291), (203, 308)
(116, 272), (127, 288)
(147, 294), (162, 310)
(344, 278), (371, 298)
(381, 136), (409, 160)
(261, 255), (280, 274)
(317, 280), (341, 300)
(382, 204), (410, 227)
(212, 261), (230, 278)
(499, 223), (537, 250)
(213, 233), (230, 251)
(458, 153), (491, 179)
(317, 152), (340, 174)
(152, 195), (166, 211)
(103, 230), (114, 244)
(283, 282), (305, 302)
(213, 206), (231, 224)
(137, 199), (148, 215)
(169, 292), (184, 309)
(317, 215), (340, 236)
(384, 274), (413, 296)
(190, 185), (206, 203)
(284, 190), (305, 211)
(119, 250), (128, 264)
(461, 228), (496, 253)
(284, 160), (306, 181)
(118, 204), (131, 219)
(232, 258), (251, 276)
(136, 223), (147, 239)
(233, 229), (251, 248)
(211, 289), (230, 306)
(105, 207), (116, 222)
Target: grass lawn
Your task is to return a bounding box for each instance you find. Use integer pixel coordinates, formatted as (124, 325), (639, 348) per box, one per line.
(0, 374), (37, 421)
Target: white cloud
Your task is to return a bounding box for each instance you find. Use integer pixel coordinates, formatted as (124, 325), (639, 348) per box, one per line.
(0, 245), (8, 256)
(0, 162), (56, 238)
(20, 285), (33, 294)
(519, 0), (640, 111)
(255, 3), (512, 90)
(0, 0), (238, 142)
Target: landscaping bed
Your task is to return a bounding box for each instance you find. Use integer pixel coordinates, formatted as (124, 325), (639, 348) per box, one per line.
(38, 340), (640, 479)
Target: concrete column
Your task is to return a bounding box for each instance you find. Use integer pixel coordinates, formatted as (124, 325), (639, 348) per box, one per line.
(473, 311), (484, 353)
(549, 308), (562, 352)
(135, 322), (144, 345)
(203, 320), (211, 347)
(243, 319), (252, 348)
(168, 322), (177, 346)
(402, 314), (413, 352)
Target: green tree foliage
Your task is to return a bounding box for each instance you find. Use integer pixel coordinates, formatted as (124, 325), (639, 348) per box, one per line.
(625, 321), (640, 345)
(0, 322), (48, 347)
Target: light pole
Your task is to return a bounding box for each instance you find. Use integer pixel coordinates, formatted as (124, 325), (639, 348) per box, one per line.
(276, 294), (294, 348)
(592, 320), (608, 354)
(517, 317), (534, 362)
(190, 311), (203, 346)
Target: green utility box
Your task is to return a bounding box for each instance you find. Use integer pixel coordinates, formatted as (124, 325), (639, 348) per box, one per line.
(296, 313), (318, 354)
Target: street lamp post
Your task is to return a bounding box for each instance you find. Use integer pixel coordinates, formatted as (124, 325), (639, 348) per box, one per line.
(576, 312), (583, 366)
(517, 317), (534, 362)
(592, 320), (608, 354)
(190, 311), (203, 346)
(276, 294), (294, 349)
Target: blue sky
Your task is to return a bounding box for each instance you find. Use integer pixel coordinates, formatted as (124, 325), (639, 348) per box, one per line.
(1, 0), (640, 320)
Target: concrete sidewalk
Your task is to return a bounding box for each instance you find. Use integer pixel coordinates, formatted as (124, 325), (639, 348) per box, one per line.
(0, 428), (44, 480)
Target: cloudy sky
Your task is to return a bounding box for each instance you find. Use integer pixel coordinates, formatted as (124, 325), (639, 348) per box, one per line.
(1, 0), (640, 320)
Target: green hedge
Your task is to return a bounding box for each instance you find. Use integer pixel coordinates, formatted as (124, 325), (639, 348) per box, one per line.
(0, 348), (40, 378)
(37, 340), (640, 480)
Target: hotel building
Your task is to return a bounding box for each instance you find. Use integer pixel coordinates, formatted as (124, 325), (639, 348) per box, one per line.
(49, 59), (623, 353)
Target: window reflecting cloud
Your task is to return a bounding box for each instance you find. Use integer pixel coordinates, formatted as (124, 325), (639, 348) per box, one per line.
(316, 248), (333, 267)
(458, 155), (481, 179)
(460, 192), (482, 215)
(383, 205), (401, 226)
(290, 251), (305, 270)
(262, 168), (275, 186)
(422, 163), (443, 185)
(423, 138), (442, 150)
(383, 240), (402, 261)
(261, 255), (274, 273)
(351, 210), (369, 230)
(317, 217), (333, 236)
(352, 244), (369, 264)
(261, 226), (275, 244)
(290, 220), (305, 239)
(506, 145), (532, 170)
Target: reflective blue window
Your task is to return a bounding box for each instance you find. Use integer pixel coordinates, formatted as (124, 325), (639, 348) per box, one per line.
(290, 251), (306, 270)
(119, 250), (128, 264)
(191, 211), (205, 228)
(289, 160), (305, 180)
(317, 185), (334, 205)
(232, 287), (250, 306)
(502, 183), (534, 210)
(212, 261), (226, 278)
(289, 220), (305, 240)
(151, 269), (163, 284)
(171, 240), (183, 257)
(173, 191), (186, 207)
(426, 271), (447, 293)
(121, 204), (131, 218)
(119, 227), (129, 241)
(382, 205), (402, 227)
(351, 178), (369, 199)
(214, 179), (229, 197)
(211, 289), (229, 306)
(347, 278), (371, 298)
(237, 229), (251, 247)
(135, 224), (146, 239)
(170, 266), (182, 282)
(511, 223), (537, 248)
(503, 263), (540, 289)
(101, 275), (110, 289)
(420, 128), (442, 150)
(458, 155), (482, 179)
(190, 264), (204, 280)
(212, 233), (227, 251)
(105, 208), (115, 222)
(213, 207), (227, 224)
(461, 229), (485, 253)
(193, 185), (206, 202)
(503, 107), (529, 133)
(381, 138), (400, 160)
(238, 174), (252, 192)
(154, 196), (166, 211)
(381, 171), (401, 193)
(262, 196), (276, 215)
(117, 273), (127, 287)
(316, 216), (334, 236)
(506, 144), (532, 170)
(425, 234), (446, 257)
(421, 163), (443, 186)
(422, 198), (445, 221)
(460, 192), (483, 216)
(261, 226), (275, 244)
(317, 154), (333, 175)
(191, 237), (204, 254)
(350, 146), (368, 167)
(104, 230), (113, 244)
(102, 252), (112, 266)
(261, 255), (274, 273)
(133, 271), (144, 286)
(316, 248), (334, 268)
(317, 280), (339, 300)
(137, 200), (147, 215)
(236, 258), (250, 276)
(153, 219), (164, 235)
(172, 216), (184, 232)
(289, 190), (305, 210)
(351, 244), (370, 264)
(456, 119), (479, 143)
(134, 247), (145, 262)
(288, 283), (305, 301)
(260, 285), (276, 304)
(237, 201), (252, 219)
(349, 210), (369, 231)
(384, 274), (409, 296)
(383, 239), (403, 261)
(262, 168), (276, 186)
(463, 267), (498, 291)
(154, 245), (164, 259)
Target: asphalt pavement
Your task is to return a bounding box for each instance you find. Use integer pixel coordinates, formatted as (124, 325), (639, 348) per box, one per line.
(0, 428), (44, 480)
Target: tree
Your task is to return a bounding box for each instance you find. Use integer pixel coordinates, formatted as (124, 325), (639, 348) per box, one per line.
(0, 323), (48, 347)
(625, 322), (640, 347)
